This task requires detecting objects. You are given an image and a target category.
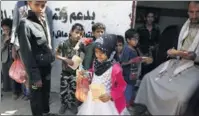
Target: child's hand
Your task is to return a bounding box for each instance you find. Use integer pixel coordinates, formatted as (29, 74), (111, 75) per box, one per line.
(99, 93), (111, 102)
(130, 57), (142, 63)
(142, 57), (153, 64)
(83, 38), (93, 46)
(76, 70), (84, 78)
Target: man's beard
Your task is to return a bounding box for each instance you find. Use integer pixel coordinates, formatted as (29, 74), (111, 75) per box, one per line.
(190, 19), (199, 24)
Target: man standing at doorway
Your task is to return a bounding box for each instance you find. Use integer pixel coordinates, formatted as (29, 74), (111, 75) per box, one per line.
(137, 11), (160, 79)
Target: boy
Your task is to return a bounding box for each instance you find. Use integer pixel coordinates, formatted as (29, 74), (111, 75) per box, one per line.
(56, 23), (84, 114)
(116, 35), (125, 62)
(11, 1), (53, 101)
(80, 22), (106, 70)
(120, 29), (142, 108)
(17, 1), (55, 116)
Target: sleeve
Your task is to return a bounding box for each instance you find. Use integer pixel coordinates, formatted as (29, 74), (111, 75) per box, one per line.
(120, 47), (129, 62)
(1, 36), (6, 51)
(195, 56), (199, 63)
(79, 42), (85, 53)
(129, 50), (137, 59)
(17, 20), (41, 84)
(83, 43), (95, 70)
(10, 4), (19, 46)
(155, 26), (161, 44)
(121, 47), (137, 63)
(56, 42), (63, 54)
(46, 6), (54, 48)
(111, 64), (127, 101)
(194, 47), (199, 63)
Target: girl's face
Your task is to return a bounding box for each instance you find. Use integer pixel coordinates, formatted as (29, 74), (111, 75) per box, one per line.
(70, 29), (83, 42)
(95, 48), (108, 62)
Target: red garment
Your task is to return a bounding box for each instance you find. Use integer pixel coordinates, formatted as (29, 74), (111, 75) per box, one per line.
(89, 63), (127, 114)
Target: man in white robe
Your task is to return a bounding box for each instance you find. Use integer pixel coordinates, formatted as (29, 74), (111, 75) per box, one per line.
(135, 1), (199, 115)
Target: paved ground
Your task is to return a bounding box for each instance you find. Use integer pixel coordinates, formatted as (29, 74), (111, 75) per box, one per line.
(0, 92), (75, 115)
(0, 92), (135, 115)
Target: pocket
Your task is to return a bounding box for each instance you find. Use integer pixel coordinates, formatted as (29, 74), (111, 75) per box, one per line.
(129, 72), (137, 80)
(34, 32), (47, 46)
(36, 53), (55, 66)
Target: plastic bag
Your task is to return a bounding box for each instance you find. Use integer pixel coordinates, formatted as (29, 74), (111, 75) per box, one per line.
(9, 59), (27, 84)
(75, 70), (90, 102)
(75, 77), (90, 102)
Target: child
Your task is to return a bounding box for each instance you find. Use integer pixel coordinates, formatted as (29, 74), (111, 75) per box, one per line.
(1, 18), (23, 100)
(120, 28), (144, 108)
(56, 23), (84, 114)
(91, 22), (106, 40)
(77, 34), (130, 115)
(80, 22), (106, 70)
(116, 35), (125, 62)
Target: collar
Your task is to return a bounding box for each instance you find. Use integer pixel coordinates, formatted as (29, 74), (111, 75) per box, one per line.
(68, 38), (77, 47)
(27, 10), (46, 25)
(141, 23), (157, 30)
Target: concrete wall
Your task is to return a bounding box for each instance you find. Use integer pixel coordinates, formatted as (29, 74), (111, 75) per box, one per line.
(1, 1), (132, 93)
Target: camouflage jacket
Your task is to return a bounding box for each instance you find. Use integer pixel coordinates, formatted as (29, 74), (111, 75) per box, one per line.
(56, 39), (80, 74)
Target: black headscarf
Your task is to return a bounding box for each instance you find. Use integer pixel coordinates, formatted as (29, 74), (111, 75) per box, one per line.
(94, 34), (117, 76)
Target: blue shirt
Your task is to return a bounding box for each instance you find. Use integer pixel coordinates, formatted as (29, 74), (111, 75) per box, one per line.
(120, 45), (138, 84)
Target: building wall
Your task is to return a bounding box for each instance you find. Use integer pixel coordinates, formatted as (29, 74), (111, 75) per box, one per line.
(1, 1), (132, 92)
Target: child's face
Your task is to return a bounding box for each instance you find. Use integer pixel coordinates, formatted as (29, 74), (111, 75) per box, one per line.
(70, 29), (83, 42)
(92, 29), (105, 39)
(95, 48), (108, 62)
(2, 25), (11, 36)
(28, 1), (47, 16)
(128, 33), (139, 47)
(116, 42), (123, 53)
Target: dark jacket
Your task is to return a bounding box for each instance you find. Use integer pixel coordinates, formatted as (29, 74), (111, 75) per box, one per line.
(79, 36), (97, 70)
(1, 35), (12, 63)
(17, 11), (54, 84)
(11, 1), (53, 50)
(137, 24), (160, 55)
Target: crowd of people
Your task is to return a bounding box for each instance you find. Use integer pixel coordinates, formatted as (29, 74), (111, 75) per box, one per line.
(1, 0), (199, 116)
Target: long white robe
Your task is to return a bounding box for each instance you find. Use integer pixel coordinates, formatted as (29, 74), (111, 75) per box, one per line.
(135, 20), (199, 115)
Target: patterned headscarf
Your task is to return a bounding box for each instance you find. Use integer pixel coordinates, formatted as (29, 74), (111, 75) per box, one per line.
(94, 34), (117, 76)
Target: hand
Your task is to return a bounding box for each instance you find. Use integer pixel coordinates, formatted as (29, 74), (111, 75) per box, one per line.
(3, 36), (10, 43)
(167, 48), (179, 56)
(99, 93), (111, 102)
(63, 57), (74, 66)
(130, 57), (142, 63)
(83, 38), (93, 46)
(178, 50), (189, 57)
(178, 51), (195, 60)
(34, 80), (42, 87)
(142, 57), (153, 64)
(76, 70), (84, 78)
(63, 57), (68, 64)
(12, 47), (18, 60)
